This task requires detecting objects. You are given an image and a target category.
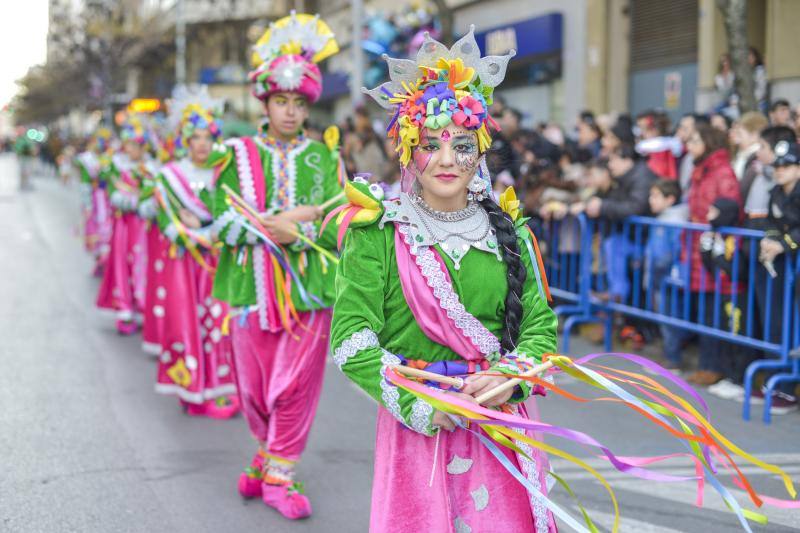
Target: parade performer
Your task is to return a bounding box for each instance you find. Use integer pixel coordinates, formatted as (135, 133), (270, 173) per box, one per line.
(96, 115), (158, 334)
(138, 120), (174, 355)
(75, 127), (114, 276)
(207, 12), (344, 519)
(149, 86), (239, 418)
(330, 29), (558, 532)
(330, 29), (798, 533)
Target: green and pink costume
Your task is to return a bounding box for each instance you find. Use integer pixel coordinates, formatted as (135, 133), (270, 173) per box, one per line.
(95, 153), (157, 326)
(209, 132), (343, 465)
(147, 158), (238, 408)
(330, 188), (558, 532)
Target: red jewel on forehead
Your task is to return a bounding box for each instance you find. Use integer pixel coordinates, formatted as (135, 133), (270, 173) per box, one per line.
(441, 130), (451, 142)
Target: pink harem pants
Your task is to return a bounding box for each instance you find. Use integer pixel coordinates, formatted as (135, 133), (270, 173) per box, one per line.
(230, 309), (331, 461)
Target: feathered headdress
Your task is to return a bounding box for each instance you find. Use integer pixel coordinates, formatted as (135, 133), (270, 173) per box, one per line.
(168, 85), (223, 158)
(249, 11), (339, 104)
(363, 25), (515, 167)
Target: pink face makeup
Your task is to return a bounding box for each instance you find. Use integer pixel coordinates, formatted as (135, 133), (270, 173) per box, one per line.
(412, 147), (434, 174)
(440, 129), (451, 142)
(412, 129), (435, 174)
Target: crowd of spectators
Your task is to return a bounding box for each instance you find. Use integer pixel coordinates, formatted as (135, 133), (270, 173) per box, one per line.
(471, 95), (800, 414)
(323, 88), (800, 415)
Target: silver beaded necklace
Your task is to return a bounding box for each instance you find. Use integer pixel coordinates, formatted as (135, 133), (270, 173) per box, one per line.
(379, 193), (502, 269)
(409, 194), (491, 244)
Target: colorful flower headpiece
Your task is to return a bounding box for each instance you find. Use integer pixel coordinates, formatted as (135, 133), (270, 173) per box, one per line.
(363, 25), (515, 167)
(92, 127), (113, 153)
(249, 11), (339, 104)
(168, 85), (223, 158)
(119, 114), (152, 149)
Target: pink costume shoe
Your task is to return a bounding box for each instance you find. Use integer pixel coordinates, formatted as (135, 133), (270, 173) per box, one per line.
(182, 397), (239, 419)
(238, 452), (265, 499)
(183, 402), (207, 417)
(203, 397), (240, 420)
(116, 319), (139, 335)
(261, 481), (312, 520)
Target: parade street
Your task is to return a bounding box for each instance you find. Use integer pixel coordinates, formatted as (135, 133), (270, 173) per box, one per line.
(2, 156), (799, 533)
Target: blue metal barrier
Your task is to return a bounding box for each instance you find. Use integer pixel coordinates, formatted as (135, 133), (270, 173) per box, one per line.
(539, 213), (800, 423)
(541, 215), (613, 353)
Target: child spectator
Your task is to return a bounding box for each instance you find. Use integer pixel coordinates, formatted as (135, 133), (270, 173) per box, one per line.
(710, 113), (732, 132)
(635, 109), (681, 179)
(576, 145), (657, 222)
(762, 141), (800, 271)
(647, 179), (686, 283)
(647, 179), (687, 372)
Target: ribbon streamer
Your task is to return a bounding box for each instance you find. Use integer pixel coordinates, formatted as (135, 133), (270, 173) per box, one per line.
(383, 353), (796, 532)
(153, 183), (215, 272)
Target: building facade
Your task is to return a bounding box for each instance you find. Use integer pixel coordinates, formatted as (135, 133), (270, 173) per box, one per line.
(37, 0), (800, 133)
(589, 0), (800, 122)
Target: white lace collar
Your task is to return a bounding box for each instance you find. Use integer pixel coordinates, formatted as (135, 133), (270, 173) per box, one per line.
(379, 193), (502, 269)
(175, 158), (215, 192)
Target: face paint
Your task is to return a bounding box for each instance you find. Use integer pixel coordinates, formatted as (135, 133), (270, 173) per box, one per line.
(413, 129), (436, 174)
(440, 129), (451, 142)
(452, 135), (479, 172)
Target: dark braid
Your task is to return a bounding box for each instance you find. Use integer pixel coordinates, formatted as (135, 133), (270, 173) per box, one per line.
(480, 197), (526, 352)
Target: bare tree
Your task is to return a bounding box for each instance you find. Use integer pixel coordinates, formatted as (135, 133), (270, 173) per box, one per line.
(13, 2), (170, 125)
(716, 0), (757, 113)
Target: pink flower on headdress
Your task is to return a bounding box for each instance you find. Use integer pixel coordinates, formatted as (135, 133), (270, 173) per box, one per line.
(452, 95), (485, 130)
(399, 88), (426, 127)
(406, 102), (426, 127)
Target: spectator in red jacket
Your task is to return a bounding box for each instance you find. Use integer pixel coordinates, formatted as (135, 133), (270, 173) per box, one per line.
(683, 123), (743, 386)
(687, 123), (743, 292)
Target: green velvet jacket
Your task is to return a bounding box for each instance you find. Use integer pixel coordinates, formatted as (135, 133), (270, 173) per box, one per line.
(208, 135), (344, 310)
(330, 197), (558, 436)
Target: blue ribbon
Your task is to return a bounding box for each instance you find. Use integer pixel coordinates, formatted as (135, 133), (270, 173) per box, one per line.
(450, 416), (591, 533)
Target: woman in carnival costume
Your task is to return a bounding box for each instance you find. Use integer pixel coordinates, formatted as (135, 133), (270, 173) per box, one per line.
(147, 86), (239, 419)
(138, 119), (175, 356)
(207, 12), (345, 519)
(96, 115), (159, 335)
(75, 127), (114, 276)
(330, 29), (559, 532)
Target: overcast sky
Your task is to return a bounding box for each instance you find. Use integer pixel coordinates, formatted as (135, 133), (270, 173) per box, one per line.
(0, 1), (49, 107)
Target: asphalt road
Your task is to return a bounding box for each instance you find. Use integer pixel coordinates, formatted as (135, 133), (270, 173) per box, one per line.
(1, 154), (798, 533)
